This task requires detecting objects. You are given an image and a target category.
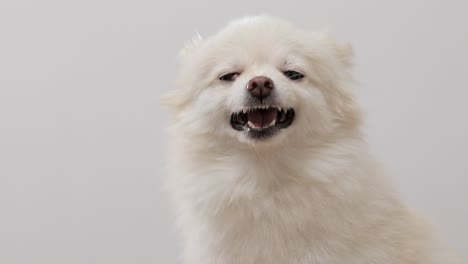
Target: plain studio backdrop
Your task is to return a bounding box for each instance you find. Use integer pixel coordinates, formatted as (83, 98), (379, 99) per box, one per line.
(0, 0), (467, 263)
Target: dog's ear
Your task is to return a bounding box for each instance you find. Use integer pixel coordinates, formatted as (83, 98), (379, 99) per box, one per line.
(161, 33), (204, 110)
(179, 32), (204, 58)
(318, 32), (354, 67)
(160, 88), (189, 111)
(333, 41), (353, 67)
(160, 89), (177, 107)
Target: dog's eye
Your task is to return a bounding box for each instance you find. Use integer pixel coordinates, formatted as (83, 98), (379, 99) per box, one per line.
(283, 70), (304, 81)
(219, 72), (240, 82)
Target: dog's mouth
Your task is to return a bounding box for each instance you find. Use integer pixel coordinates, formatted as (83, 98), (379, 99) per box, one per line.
(230, 106), (295, 139)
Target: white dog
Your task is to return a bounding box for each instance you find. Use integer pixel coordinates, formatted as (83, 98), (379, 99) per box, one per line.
(162, 16), (462, 264)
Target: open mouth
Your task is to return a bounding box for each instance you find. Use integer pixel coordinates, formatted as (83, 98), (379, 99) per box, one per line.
(230, 106), (295, 139)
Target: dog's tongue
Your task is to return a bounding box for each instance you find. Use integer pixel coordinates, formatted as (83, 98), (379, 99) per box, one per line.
(247, 109), (277, 128)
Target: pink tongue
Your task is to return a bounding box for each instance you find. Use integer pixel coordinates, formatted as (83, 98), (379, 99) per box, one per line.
(247, 109), (278, 128)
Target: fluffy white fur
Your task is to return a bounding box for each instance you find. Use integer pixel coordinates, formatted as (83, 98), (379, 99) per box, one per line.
(163, 16), (463, 264)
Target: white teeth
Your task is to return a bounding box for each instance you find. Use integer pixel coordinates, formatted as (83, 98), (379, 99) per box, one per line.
(279, 111), (286, 122)
(247, 119), (276, 129)
(237, 106), (288, 114)
(267, 119), (276, 127)
(247, 121), (258, 128)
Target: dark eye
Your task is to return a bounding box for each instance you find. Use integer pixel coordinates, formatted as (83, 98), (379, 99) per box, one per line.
(219, 72), (240, 81)
(283, 70), (304, 81)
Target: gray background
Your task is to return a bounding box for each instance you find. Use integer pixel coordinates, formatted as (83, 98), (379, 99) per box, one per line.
(0, 0), (467, 263)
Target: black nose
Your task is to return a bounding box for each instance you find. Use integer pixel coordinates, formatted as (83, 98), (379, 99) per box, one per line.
(247, 76), (274, 101)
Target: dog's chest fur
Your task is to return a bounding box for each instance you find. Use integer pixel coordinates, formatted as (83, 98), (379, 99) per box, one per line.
(170, 141), (450, 264)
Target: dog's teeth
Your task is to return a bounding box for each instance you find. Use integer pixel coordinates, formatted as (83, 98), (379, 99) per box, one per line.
(247, 121), (257, 128)
(268, 119), (276, 127)
(279, 111), (286, 122)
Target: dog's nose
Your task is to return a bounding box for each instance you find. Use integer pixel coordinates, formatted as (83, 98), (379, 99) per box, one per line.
(247, 76), (274, 101)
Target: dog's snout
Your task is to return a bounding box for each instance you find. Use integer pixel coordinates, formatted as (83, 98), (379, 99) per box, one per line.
(247, 76), (274, 101)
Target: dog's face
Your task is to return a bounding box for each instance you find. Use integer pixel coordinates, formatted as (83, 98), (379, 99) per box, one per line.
(164, 17), (360, 147)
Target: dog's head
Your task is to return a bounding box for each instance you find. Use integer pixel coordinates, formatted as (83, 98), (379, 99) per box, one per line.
(163, 16), (361, 148)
